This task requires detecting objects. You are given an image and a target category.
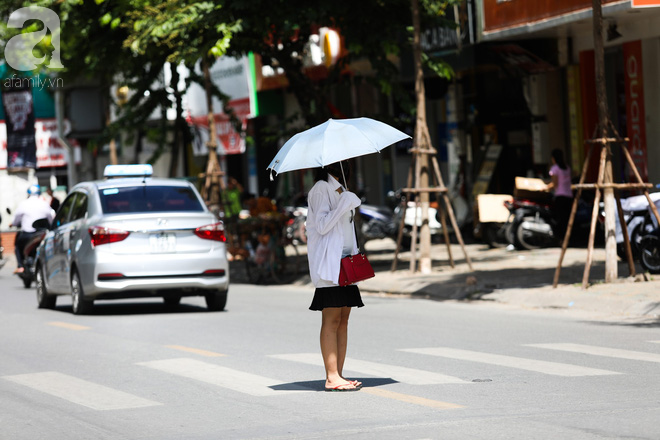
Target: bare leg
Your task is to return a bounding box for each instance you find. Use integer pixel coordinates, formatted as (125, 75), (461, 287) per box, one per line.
(320, 307), (358, 390)
(336, 307), (361, 387)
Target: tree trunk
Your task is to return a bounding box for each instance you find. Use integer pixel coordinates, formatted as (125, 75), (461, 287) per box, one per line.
(592, 0), (617, 282)
(411, 0), (432, 273)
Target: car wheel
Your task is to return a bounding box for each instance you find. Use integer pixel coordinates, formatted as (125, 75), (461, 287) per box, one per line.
(205, 289), (228, 311)
(71, 269), (93, 315)
(36, 265), (57, 309)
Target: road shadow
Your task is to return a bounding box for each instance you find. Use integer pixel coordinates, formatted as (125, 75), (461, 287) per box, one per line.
(581, 312), (660, 328)
(270, 377), (397, 392)
(52, 301), (216, 316)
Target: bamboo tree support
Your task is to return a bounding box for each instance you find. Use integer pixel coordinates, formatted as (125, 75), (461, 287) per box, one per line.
(391, 145), (472, 272)
(552, 129), (658, 289)
(198, 57), (234, 249)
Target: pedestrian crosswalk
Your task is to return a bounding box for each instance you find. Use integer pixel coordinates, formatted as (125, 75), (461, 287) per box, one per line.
(526, 343), (660, 363)
(400, 347), (619, 377)
(270, 353), (468, 384)
(137, 357), (310, 396)
(3, 372), (161, 410)
(3, 341), (660, 411)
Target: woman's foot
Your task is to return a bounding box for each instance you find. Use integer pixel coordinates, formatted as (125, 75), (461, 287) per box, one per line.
(340, 376), (362, 388)
(325, 380), (361, 392)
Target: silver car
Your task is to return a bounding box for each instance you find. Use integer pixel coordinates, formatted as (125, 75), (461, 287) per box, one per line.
(35, 165), (230, 314)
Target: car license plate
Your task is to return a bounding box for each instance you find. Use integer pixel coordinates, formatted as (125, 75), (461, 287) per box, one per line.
(150, 233), (176, 253)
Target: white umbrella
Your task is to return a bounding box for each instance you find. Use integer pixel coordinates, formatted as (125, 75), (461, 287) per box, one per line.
(267, 117), (411, 177)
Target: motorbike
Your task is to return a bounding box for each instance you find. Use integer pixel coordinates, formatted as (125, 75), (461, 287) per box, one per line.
(283, 206), (307, 245)
(504, 196), (596, 251)
(639, 225), (660, 274)
(615, 192), (660, 260)
(15, 218), (51, 288)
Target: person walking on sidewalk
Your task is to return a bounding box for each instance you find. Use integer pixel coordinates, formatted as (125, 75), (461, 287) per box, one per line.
(306, 161), (364, 392)
(546, 149), (573, 242)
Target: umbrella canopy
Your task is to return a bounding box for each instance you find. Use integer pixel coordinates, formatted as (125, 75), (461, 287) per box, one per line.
(267, 117), (411, 176)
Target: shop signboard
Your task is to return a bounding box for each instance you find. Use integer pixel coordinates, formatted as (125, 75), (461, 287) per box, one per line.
(623, 40), (648, 182)
(483, 0), (622, 34)
(184, 56), (256, 156)
(0, 118), (81, 169)
(631, 0), (660, 7)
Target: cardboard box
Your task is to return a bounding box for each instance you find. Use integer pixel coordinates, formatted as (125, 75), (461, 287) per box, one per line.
(476, 194), (513, 223)
(514, 177), (552, 201)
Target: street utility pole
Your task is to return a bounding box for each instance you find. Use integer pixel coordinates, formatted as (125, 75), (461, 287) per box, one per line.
(592, 0), (618, 282)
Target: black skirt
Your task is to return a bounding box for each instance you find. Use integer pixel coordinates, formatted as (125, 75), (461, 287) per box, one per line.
(309, 285), (364, 311)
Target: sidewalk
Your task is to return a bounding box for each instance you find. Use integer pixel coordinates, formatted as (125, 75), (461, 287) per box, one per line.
(278, 238), (660, 321)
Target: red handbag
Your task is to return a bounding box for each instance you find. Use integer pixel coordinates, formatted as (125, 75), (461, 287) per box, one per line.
(338, 252), (375, 286)
(338, 214), (375, 286)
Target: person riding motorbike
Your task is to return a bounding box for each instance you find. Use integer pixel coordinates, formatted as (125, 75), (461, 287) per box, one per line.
(10, 185), (55, 274)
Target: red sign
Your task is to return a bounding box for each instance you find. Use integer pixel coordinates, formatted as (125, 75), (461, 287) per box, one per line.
(623, 41), (649, 182)
(632, 0), (660, 7)
(187, 98), (249, 156)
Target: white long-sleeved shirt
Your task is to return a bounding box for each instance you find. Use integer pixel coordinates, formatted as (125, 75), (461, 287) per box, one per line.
(306, 175), (361, 287)
(11, 196), (55, 233)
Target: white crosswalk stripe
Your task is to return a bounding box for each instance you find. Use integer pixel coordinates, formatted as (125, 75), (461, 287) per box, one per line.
(270, 353), (468, 384)
(137, 358), (311, 396)
(3, 372), (161, 410)
(400, 347), (620, 377)
(649, 341), (660, 344)
(527, 343), (660, 363)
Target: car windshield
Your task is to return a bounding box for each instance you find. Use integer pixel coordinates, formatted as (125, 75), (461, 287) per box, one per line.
(99, 185), (205, 214)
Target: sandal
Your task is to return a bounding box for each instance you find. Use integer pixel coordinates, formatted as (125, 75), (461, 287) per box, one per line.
(325, 382), (361, 392)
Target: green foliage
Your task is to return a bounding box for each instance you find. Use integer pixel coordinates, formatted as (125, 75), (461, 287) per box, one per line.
(0, 0), (461, 164)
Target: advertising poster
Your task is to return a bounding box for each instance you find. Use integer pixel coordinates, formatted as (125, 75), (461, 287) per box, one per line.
(1, 83), (37, 169)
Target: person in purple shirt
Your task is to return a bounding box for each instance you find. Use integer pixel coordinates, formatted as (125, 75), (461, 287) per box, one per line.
(546, 149), (573, 242)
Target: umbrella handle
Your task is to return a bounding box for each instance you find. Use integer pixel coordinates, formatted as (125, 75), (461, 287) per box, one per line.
(340, 161), (348, 190)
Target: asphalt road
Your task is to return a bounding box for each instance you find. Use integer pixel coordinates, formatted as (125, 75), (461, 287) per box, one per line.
(1, 273), (659, 440)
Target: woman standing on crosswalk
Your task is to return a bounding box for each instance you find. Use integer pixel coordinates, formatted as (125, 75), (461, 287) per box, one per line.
(306, 161), (364, 392)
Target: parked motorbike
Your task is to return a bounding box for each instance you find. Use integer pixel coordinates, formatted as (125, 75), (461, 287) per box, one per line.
(639, 226), (660, 274)
(283, 206), (307, 245)
(504, 196), (596, 251)
(615, 192), (660, 260)
(15, 218), (51, 288)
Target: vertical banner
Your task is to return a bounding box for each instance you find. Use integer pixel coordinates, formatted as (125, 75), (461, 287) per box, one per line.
(566, 65), (584, 176)
(623, 40), (648, 182)
(2, 83), (37, 169)
(579, 50), (599, 183)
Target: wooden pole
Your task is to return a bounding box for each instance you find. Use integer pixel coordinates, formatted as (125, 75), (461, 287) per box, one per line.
(431, 156), (472, 270)
(391, 159), (415, 271)
(615, 193), (636, 276)
(619, 142), (660, 225)
(582, 144), (608, 289)
(592, 0), (618, 282)
(411, 0), (432, 274)
(436, 194), (455, 268)
(553, 143), (594, 287)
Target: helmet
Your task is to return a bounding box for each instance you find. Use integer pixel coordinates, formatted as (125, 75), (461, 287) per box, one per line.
(27, 184), (41, 196)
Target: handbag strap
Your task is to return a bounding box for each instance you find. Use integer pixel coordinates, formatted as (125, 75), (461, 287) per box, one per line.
(351, 209), (364, 254)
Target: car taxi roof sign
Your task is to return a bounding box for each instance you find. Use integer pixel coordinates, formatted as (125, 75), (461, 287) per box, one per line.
(104, 164), (154, 178)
